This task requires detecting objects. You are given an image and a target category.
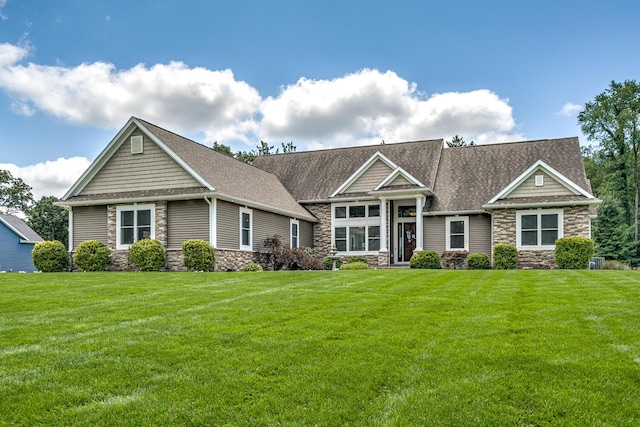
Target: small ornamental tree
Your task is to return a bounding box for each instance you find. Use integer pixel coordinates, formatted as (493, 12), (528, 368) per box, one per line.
(493, 243), (518, 270)
(32, 240), (69, 272)
(555, 236), (595, 269)
(467, 253), (491, 270)
(182, 239), (215, 271)
(129, 239), (165, 271)
(410, 251), (441, 269)
(74, 240), (111, 271)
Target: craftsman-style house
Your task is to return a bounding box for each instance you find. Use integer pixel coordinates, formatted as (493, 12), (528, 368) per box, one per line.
(59, 117), (600, 270)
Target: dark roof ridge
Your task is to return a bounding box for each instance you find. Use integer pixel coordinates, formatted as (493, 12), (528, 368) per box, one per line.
(444, 136), (579, 150)
(257, 138), (445, 158)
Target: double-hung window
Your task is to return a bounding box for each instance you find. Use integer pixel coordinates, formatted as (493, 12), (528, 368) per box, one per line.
(516, 209), (563, 249)
(116, 204), (155, 249)
(290, 219), (299, 248)
(332, 203), (381, 253)
(240, 207), (253, 251)
(445, 216), (469, 251)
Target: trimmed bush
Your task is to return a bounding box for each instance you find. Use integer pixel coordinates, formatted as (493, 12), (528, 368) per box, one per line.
(346, 256), (368, 264)
(32, 240), (69, 272)
(242, 262), (263, 272)
(493, 243), (517, 270)
(182, 239), (215, 271)
(323, 257), (343, 270)
(339, 261), (369, 270)
(74, 240), (111, 271)
(555, 236), (595, 269)
(410, 251), (441, 269)
(467, 253), (491, 270)
(129, 239), (165, 272)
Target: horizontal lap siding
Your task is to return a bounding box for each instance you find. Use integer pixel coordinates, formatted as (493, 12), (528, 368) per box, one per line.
(73, 206), (108, 249)
(216, 200), (239, 250)
(345, 160), (393, 193)
(300, 220), (314, 248)
(80, 130), (202, 195)
(253, 210), (290, 252)
(507, 170), (574, 198)
(423, 216), (445, 254)
(167, 200), (209, 249)
(469, 214), (491, 255)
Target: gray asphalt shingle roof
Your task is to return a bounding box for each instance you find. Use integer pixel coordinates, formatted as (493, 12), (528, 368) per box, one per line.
(136, 119), (315, 220)
(0, 214), (44, 242)
(430, 137), (593, 213)
(252, 139), (444, 201)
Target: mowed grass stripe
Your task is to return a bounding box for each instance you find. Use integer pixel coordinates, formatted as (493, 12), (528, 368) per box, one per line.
(1, 271), (639, 426)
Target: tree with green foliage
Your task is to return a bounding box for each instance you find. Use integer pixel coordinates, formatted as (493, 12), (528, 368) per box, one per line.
(0, 170), (33, 214)
(212, 141), (296, 164)
(27, 196), (69, 247)
(446, 134), (475, 147)
(579, 80), (640, 242)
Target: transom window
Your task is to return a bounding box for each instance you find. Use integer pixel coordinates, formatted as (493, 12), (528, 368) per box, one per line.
(445, 216), (469, 251)
(332, 203), (381, 253)
(116, 204), (155, 250)
(516, 209), (563, 249)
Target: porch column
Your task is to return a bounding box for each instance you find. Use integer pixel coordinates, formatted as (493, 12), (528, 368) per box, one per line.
(379, 197), (387, 251)
(415, 195), (424, 252)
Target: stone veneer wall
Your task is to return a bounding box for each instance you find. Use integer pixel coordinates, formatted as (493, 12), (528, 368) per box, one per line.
(303, 203), (332, 258)
(492, 205), (592, 269)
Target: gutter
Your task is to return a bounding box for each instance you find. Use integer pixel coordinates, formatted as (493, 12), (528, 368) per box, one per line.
(57, 192), (317, 223)
(482, 199), (602, 210)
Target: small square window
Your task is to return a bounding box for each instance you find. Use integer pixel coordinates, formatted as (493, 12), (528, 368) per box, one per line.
(349, 205), (365, 218)
(335, 206), (346, 218)
(368, 205), (380, 217)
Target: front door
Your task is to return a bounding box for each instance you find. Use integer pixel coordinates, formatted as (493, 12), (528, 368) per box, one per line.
(398, 222), (416, 262)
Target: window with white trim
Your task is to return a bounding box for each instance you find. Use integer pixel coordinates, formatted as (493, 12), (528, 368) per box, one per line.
(290, 219), (299, 248)
(116, 204), (155, 250)
(445, 216), (469, 251)
(240, 207), (253, 251)
(516, 209), (563, 249)
(332, 203), (381, 253)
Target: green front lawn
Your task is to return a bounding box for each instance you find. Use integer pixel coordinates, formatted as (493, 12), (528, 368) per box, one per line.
(1, 270), (639, 426)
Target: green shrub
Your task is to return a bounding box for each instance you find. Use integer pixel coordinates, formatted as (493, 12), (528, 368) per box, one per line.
(323, 257), (343, 270)
(555, 236), (595, 269)
(346, 256), (368, 264)
(182, 239), (215, 271)
(467, 253), (491, 270)
(339, 261), (369, 270)
(32, 240), (69, 272)
(410, 251), (441, 269)
(493, 243), (517, 269)
(129, 239), (165, 271)
(242, 262), (264, 272)
(602, 260), (630, 270)
(74, 240), (111, 271)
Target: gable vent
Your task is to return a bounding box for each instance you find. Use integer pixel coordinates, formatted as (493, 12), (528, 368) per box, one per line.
(534, 174), (544, 187)
(131, 135), (144, 154)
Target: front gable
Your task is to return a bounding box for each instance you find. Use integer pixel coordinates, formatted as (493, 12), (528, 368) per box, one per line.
(64, 117), (212, 199)
(331, 151), (426, 197)
(488, 160), (594, 204)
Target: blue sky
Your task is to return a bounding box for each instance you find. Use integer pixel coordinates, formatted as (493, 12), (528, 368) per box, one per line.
(0, 0), (638, 199)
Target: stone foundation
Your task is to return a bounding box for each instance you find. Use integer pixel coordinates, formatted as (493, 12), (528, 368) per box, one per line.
(214, 249), (257, 271)
(517, 250), (557, 269)
(378, 250), (389, 267)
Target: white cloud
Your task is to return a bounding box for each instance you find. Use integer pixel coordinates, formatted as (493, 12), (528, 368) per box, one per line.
(0, 157), (91, 199)
(559, 102), (582, 117)
(260, 69), (520, 148)
(0, 44), (261, 143)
